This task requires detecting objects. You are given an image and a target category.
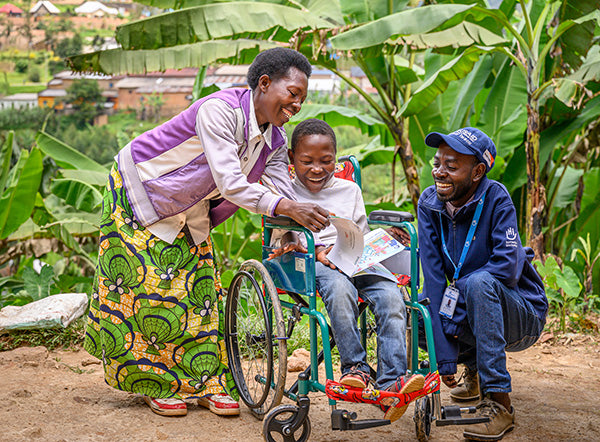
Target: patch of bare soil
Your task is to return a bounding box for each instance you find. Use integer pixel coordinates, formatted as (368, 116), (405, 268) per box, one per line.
(0, 336), (598, 442)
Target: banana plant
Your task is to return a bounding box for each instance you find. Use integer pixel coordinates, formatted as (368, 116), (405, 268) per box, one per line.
(67, 0), (510, 210)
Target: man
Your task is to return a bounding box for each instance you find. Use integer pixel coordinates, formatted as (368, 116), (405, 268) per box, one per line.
(417, 127), (548, 441)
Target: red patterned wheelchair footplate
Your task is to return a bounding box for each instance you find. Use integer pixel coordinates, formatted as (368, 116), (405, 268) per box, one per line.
(325, 372), (440, 409)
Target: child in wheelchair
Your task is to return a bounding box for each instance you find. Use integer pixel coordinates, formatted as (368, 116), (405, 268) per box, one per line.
(269, 119), (424, 422)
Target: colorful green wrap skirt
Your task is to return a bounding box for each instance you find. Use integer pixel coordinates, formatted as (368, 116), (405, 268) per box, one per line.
(84, 164), (235, 400)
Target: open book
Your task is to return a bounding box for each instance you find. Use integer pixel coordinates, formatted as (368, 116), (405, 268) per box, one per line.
(326, 216), (410, 278)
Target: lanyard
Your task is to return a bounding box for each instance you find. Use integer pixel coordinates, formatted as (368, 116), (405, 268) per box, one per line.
(439, 191), (486, 282)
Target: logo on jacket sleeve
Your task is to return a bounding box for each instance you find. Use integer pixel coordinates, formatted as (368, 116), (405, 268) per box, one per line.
(506, 227), (518, 247)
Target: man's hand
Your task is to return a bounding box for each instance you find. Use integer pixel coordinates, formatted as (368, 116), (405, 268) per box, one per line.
(441, 374), (458, 389)
(387, 226), (411, 247)
(275, 199), (330, 232)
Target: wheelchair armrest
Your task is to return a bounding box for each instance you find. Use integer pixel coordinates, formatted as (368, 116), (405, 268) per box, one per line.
(368, 210), (414, 224)
(264, 215), (302, 228)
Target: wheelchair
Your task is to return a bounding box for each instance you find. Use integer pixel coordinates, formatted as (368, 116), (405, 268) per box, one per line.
(224, 156), (488, 441)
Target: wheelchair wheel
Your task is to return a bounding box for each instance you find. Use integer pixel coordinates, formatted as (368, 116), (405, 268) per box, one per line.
(263, 404), (311, 442)
(225, 259), (287, 419)
(413, 395), (433, 442)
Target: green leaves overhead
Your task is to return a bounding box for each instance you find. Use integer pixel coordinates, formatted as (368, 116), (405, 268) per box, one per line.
(116, 2), (331, 50)
(68, 39), (277, 75)
(330, 4), (475, 50)
(401, 47), (488, 117)
(388, 22), (506, 50)
(290, 103), (394, 146)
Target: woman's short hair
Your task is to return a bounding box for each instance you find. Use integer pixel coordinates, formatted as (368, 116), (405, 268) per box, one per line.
(291, 118), (337, 153)
(247, 48), (312, 90)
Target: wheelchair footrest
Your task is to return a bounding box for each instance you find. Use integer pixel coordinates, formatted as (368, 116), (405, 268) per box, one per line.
(435, 405), (490, 427)
(325, 372), (440, 409)
(331, 409), (390, 431)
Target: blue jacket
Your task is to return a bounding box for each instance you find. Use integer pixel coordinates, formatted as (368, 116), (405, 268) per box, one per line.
(417, 176), (547, 375)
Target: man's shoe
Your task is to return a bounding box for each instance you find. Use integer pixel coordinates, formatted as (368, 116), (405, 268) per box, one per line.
(463, 397), (515, 441)
(339, 366), (370, 389)
(451, 366), (480, 401)
(383, 373), (426, 422)
(198, 394), (240, 416)
(144, 396), (187, 416)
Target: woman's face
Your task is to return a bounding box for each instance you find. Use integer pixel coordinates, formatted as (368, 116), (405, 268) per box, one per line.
(254, 67), (308, 127)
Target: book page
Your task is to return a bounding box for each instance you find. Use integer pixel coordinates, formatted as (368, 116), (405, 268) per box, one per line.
(326, 216), (364, 276)
(355, 228), (406, 273)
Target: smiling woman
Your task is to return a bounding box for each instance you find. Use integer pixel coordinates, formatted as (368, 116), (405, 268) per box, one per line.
(83, 47), (331, 419)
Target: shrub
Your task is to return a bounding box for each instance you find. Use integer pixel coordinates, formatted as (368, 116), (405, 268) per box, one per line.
(28, 68), (41, 83)
(15, 60), (28, 73)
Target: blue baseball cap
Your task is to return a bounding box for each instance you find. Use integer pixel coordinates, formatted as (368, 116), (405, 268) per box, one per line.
(425, 127), (496, 173)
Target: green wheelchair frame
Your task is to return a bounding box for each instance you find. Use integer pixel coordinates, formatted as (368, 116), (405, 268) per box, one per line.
(224, 156), (488, 442)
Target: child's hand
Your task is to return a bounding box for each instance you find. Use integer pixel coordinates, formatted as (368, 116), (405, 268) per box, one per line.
(387, 226), (411, 247)
(267, 242), (308, 260)
(316, 245), (336, 270)
(441, 374), (458, 388)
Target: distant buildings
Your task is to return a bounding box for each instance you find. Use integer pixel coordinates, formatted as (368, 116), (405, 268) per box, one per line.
(30, 1), (60, 16)
(0, 3), (24, 16)
(1, 65), (364, 123)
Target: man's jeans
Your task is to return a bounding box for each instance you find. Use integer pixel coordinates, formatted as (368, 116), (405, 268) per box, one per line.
(315, 262), (407, 390)
(458, 271), (545, 394)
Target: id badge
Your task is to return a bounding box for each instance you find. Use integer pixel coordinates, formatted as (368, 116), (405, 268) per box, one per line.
(439, 285), (459, 319)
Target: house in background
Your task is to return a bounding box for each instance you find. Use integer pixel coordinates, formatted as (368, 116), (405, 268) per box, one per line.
(0, 93), (37, 109)
(74, 1), (118, 17)
(39, 70), (119, 110)
(30, 0), (60, 17)
(0, 3), (23, 16)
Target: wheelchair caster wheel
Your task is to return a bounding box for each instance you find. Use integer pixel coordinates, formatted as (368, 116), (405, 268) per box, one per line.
(263, 404), (311, 442)
(413, 395), (432, 442)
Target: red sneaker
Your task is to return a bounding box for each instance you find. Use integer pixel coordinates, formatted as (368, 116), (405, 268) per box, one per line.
(198, 394), (240, 416)
(339, 366), (370, 389)
(384, 374), (425, 422)
(144, 396), (187, 417)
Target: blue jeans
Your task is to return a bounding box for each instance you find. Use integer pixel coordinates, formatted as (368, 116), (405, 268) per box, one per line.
(458, 271), (545, 394)
(315, 262), (407, 390)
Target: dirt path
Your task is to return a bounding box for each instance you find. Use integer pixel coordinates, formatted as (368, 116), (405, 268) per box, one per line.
(0, 337), (598, 442)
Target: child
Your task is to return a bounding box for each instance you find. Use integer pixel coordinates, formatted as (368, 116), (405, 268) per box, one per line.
(272, 119), (424, 422)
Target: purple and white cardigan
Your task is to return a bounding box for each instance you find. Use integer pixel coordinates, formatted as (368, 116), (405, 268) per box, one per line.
(117, 88), (294, 245)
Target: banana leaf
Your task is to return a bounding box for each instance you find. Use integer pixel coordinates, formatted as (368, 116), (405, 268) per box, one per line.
(330, 4), (477, 50)
(400, 47), (488, 117)
(50, 178), (104, 212)
(36, 131), (107, 173)
(115, 2), (331, 50)
(68, 39), (277, 75)
(388, 22), (506, 50)
(0, 147), (43, 239)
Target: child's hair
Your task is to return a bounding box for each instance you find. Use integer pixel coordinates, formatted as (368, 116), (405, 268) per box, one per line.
(247, 48), (312, 90)
(291, 118), (337, 153)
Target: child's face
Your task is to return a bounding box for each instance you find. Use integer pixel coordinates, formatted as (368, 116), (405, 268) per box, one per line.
(289, 134), (336, 193)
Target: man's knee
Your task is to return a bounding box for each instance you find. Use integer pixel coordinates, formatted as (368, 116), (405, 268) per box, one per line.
(464, 271), (496, 293)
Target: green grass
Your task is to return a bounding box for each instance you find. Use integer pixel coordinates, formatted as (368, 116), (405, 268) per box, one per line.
(6, 85), (46, 94)
(0, 317), (86, 352)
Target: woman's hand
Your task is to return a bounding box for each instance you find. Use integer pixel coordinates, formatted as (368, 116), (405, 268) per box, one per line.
(275, 199), (330, 232)
(387, 226), (411, 247)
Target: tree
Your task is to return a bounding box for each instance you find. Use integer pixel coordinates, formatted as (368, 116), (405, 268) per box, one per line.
(67, 0), (506, 209)
(64, 79), (106, 128)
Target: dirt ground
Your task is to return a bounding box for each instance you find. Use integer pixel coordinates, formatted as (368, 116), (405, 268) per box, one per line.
(0, 335), (599, 442)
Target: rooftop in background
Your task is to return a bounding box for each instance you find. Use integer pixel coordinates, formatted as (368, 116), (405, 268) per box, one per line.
(0, 3), (23, 14)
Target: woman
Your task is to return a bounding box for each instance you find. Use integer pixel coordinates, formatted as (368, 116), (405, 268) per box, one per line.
(84, 48), (329, 417)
